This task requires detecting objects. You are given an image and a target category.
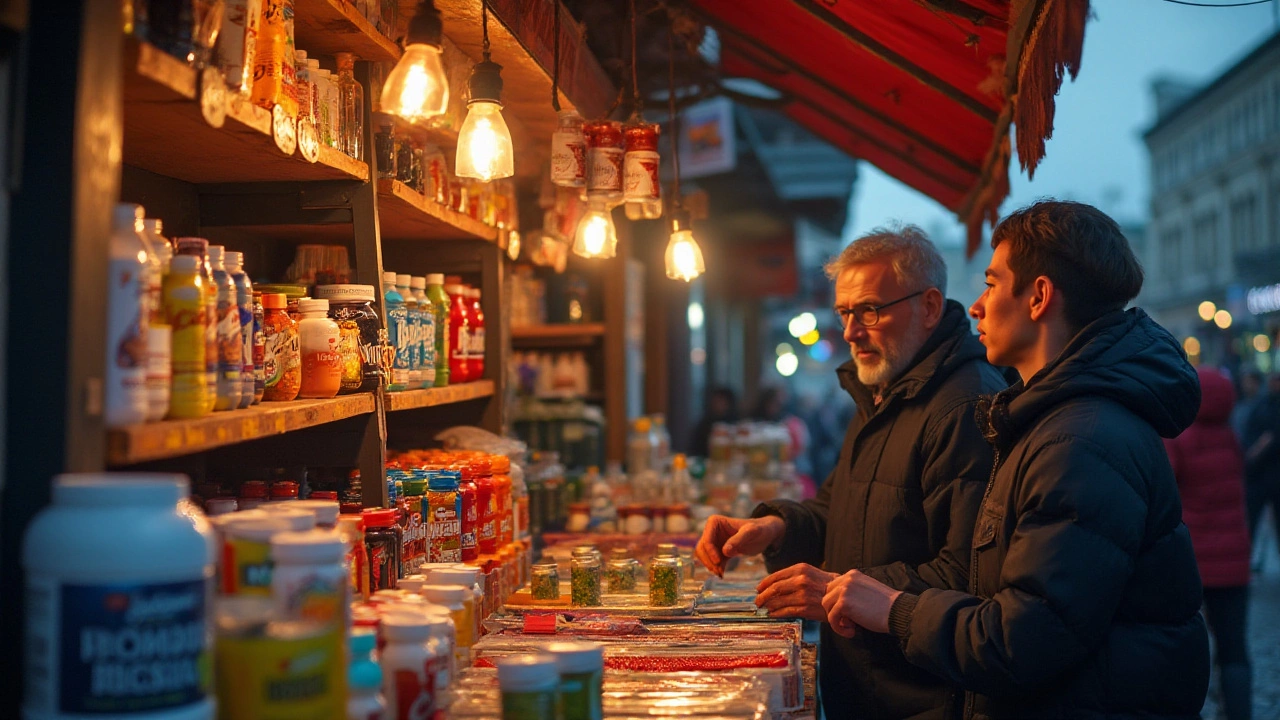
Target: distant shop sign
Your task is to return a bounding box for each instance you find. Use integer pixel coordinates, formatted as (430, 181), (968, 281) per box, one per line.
(1247, 283), (1280, 315)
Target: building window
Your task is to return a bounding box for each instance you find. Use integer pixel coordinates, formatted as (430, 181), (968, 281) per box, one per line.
(1231, 194), (1259, 253)
(1194, 212), (1219, 269)
(1165, 228), (1183, 279)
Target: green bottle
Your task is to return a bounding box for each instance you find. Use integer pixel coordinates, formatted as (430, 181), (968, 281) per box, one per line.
(425, 273), (451, 387)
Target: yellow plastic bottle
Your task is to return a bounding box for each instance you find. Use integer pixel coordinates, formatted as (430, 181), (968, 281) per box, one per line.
(164, 255), (210, 418)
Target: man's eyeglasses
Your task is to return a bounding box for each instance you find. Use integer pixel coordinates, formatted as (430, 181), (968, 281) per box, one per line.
(834, 290), (925, 328)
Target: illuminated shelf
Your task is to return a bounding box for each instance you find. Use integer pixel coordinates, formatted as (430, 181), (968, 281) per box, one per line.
(293, 0), (402, 64)
(384, 380), (497, 412)
(107, 394), (377, 465)
(376, 179), (499, 241)
(511, 323), (606, 347)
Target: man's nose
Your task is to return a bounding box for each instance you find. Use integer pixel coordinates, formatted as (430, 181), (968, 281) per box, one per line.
(844, 320), (867, 344)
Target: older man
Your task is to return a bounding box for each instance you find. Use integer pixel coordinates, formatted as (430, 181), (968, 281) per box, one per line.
(823, 201), (1209, 719)
(697, 226), (1007, 719)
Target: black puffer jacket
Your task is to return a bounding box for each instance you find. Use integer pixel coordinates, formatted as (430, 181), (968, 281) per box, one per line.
(758, 301), (1008, 720)
(888, 309), (1210, 720)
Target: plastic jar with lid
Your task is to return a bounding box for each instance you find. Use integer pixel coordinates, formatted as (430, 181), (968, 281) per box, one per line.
(297, 298), (342, 398)
(337, 514), (370, 601)
(269, 480), (299, 503)
(221, 513), (291, 596)
(313, 284), (383, 393)
(493, 455), (514, 545)
(496, 655), (561, 720)
(566, 501), (591, 533)
(420, 584), (473, 657)
(293, 498), (340, 528)
(457, 465), (479, 562)
(547, 641), (605, 720)
(363, 508), (402, 592)
(22, 473), (216, 720)
(665, 503), (692, 534)
(259, 504), (317, 532)
(206, 496), (238, 515)
(270, 530), (349, 632)
(400, 476), (427, 572)
(425, 471), (462, 563)
(427, 566), (484, 643)
(238, 480), (268, 509)
(474, 460), (497, 555)
(606, 554), (640, 594)
(649, 555), (681, 607)
(379, 611), (449, 718)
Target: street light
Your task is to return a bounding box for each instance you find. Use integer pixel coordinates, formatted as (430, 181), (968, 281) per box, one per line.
(1213, 310), (1233, 330)
(1198, 301), (1217, 322)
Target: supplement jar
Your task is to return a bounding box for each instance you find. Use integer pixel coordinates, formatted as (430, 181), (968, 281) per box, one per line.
(22, 473), (216, 720)
(314, 284), (383, 393)
(496, 654), (561, 720)
(546, 641), (605, 720)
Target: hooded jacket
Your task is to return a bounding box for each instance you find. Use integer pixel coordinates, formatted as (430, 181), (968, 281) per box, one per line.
(757, 300), (1008, 720)
(887, 309), (1210, 720)
(1164, 367), (1251, 588)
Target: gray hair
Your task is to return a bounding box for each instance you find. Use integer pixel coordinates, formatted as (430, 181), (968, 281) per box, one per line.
(824, 223), (947, 296)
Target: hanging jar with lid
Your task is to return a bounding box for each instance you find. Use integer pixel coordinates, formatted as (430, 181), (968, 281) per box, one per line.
(623, 121), (662, 220)
(550, 110), (587, 187)
(584, 120), (623, 203)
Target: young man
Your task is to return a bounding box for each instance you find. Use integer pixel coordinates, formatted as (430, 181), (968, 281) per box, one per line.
(696, 227), (1007, 719)
(822, 200), (1210, 719)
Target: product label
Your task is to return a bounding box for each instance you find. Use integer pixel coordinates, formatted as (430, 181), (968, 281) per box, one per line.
(369, 543), (395, 592)
(388, 306), (410, 387)
(40, 579), (210, 715)
(222, 536), (273, 596)
(427, 492), (462, 563)
(263, 324), (299, 389)
(551, 130), (587, 185)
(110, 259), (147, 374)
(587, 147), (624, 193)
(216, 296), (242, 376)
(421, 312), (437, 384)
(624, 150), (661, 201)
(215, 623), (344, 719)
(392, 666), (434, 720)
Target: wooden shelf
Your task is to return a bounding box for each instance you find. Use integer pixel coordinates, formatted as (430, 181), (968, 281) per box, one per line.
(385, 380), (497, 412)
(376, 179), (499, 241)
(107, 394), (377, 465)
(293, 0), (401, 63)
(123, 40), (370, 183)
(511, 323), (606, 347)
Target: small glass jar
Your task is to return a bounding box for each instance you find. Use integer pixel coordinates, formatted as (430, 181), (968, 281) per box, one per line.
(679, 547), (697, 581)
(550, 110), (587, 188)
(375, 123), (397, 179)
(530, 561), (560, 601)
(654, 543), (683, 581)
(649, 556), (681, 607)
(606, 556), (639, 594)
(570, 554), (602, 607)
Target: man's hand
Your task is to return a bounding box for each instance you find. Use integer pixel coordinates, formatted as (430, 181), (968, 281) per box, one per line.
(822, 569), (903, 637)
(753, 564), (838, 621)
(695, 514), (785, 577)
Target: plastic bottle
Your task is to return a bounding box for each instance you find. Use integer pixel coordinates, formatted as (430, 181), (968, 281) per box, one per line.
(252, 292), (266, 403)
(298, 298), (342, 399)
(628, 417), (654, 477)
(225, 251), (256, 408)
(384, 272), (409, 391)
(475, 463), (497, 555)
(141, 219), (172, 423)
(410, 277), (436, 387)
(22, 473), (215, 719)
(348, 630), (386, 720)
(509, 458), (528, 542)
(379, 612), (446, 719)
(106, 204), (150, 428)
(496, 655), (560, 720)
(446, 281), (471, 383)
(337, 514), (370, 601)
(468, 287), (485, 381)
(457, 468), (478, 563)
(425, 274), (450, 387)
(493, 456), (514, 546)
(421, 585), (473, 661)
(262, 293), (301, 401)
(207, 246), (243, 411)
(164, 255), (208, 419)
(174, 238), (218, 414)
(396, 274), (421, 389)
(294, 50), (315, 128)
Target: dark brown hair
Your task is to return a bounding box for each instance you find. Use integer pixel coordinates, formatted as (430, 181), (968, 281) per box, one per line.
(991, 200), (1143, 331)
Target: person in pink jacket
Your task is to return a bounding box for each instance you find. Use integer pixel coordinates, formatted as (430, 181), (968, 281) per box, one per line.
(1165, 366), (1253, 720)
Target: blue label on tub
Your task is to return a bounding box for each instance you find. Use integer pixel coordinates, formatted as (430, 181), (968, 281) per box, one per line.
(59, 579), (209, 714)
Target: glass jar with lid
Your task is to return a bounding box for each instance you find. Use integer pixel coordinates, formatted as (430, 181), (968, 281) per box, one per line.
(648, 555), (681, 607)
(570, 553), (602, 607)
(314, 284), (383, 393)
(605, 549), (640, 594)
(530, 561), (560, 601)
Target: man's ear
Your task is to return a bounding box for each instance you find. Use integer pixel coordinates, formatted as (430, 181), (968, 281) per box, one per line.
(1028, 276), (1056, 323)
(922, 287), (945, 329)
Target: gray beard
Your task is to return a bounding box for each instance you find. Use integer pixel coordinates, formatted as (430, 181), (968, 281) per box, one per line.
(852, 322), (932, 391)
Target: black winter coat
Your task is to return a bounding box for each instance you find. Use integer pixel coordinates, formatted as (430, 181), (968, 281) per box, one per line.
(887, 309), (1210, 720)
(758, 301), (1008, 720)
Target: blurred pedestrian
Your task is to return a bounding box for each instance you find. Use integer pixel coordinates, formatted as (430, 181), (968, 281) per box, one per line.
(751, 386), (811, 475)
(1232, 370), (1263, 442)
(1165, 367), (1252, 720)
(690, 386), (738, 458)
(1243, 372), (1280, 560)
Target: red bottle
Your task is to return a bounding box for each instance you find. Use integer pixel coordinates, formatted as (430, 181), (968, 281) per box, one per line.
(458, 464), (479, 562)
(446, 280), (471, 383)
(474, 457), (497, 554)
(468, 286), (485, 381)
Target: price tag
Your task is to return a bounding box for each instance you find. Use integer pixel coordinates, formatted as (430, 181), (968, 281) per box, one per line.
(272, 104), (297, 156)
(297, 119), (320, 163)
(199, 67), (226, 129)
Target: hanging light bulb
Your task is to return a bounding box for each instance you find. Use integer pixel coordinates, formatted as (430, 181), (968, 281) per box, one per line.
(572, 202), (617, 259)
(381, 0), (450, 124)
(456, 2), (514, 181)
(664, 208), (705, 281)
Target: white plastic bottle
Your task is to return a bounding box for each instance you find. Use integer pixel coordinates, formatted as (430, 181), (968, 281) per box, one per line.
(207, 246), (242, 411)
(380, 613), (447, 719)
(106, 204), (151, 428)
(297, 298), (342, 399)
(22, 473), (216, 720)
(141, 218), (172, 422)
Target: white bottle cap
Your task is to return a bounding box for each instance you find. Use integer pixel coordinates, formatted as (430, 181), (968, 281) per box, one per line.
(545, 641), (604, 674)
(295, 50), (308, 62)
(142, 218), (164, 234)
(314, 284), (376, 303)
(114, 203), (144, 229)
(426, 273), (444, 285)
(53, 473), (187, 507)
(410, 276), (427, 290)
(224, 251), (243, 270)
(398, 574), (428, 593)
(421, 584), (471, 605)
(382, 271), (398, 285)
(170, 255), (199, 273)
(298, 298), (329, 315)
(425, 567), (480, 588)
(221, 515), (291, 541)
(292, 499), (339, 526)
(257, 505), (317, 531)
(495, 655), (561, 692)
(270, 529), (346, 563)
(381, 612), (433, 642)
(395, 274), (412, 287)
(307, 59), (320, 70)
(207, 245), (225, 266)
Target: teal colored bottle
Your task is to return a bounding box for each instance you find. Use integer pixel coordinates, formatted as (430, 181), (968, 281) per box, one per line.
(383, 272), (409, 392)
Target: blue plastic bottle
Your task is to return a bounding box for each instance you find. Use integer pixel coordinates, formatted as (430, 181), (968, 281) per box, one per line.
(383, 271), (409, 391)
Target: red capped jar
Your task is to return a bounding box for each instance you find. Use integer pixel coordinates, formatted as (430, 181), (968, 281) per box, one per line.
(585, 120), (624, 201)
(457, 464), (479, 562)
(623, 122), (661, 202)
(239, 480), (268, 510)
(474, 458), (497, 554)
(269, 480), (299, 502)
(363, 508), (402, 591)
